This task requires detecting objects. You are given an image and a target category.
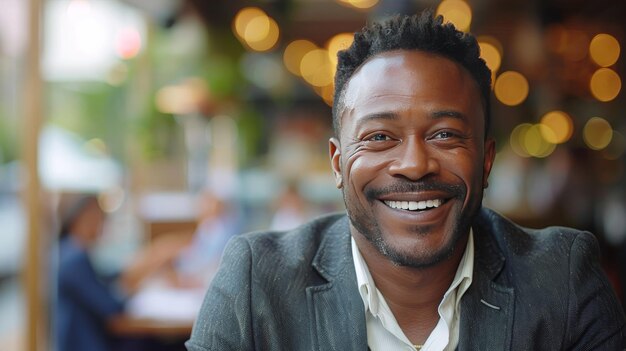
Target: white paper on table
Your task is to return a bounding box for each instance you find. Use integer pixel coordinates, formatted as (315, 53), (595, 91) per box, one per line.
(126, 285), (206, 322)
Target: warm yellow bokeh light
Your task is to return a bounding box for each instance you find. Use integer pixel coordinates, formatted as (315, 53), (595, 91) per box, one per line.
(326, 33), (354, 65)
(589, 33), (620, 67)
(436, 0), (472, 32)
(283, 40), (318, 77)
(233, 7), (279, 52)
(233, 7), (266, 40)
(243, 15), (270, 43)
(314, 84), (335, 106)
(494, 71), (529, 106)
(540, 110), (573, 144)
(301, 49), (334, 87)
(155, 78), (209, 115)
(524, 124), (556, 158)
(478, 41), (501, 73)
(245, 17), (279, 51)
(583, 117), (613, 150)
(590, 68), (621, 102)
(510, 123), (532, 158)
(338, 0), (380, 9)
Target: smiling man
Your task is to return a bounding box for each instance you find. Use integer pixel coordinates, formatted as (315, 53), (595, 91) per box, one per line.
(187, 12), (625, 351)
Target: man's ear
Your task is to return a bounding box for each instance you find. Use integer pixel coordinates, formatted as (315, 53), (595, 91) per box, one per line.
(329, 137), (343, 189)
(482, 137), (496, 188)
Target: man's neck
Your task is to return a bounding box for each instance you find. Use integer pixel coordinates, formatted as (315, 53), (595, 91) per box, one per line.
(352, 231), (469, 344)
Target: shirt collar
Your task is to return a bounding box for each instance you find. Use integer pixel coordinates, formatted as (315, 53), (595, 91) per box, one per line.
(351, 229), (475, 315)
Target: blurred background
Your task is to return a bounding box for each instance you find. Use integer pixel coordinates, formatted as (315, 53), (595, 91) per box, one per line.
(1, 0), (625, 350)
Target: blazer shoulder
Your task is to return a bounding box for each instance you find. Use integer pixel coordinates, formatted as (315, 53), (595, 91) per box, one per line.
(477, 207), (593, 260)
(235, 212), (349, 266)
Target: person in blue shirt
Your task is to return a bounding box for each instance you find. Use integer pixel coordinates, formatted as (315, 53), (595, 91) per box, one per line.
(55, 195), (179, 351)
(55, 195), (128, 351)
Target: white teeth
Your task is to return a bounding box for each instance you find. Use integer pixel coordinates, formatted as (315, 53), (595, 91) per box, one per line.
(383, 199), (443, 211)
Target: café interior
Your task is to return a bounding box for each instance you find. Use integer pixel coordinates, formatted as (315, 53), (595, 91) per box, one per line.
(0, 0), (625, 350)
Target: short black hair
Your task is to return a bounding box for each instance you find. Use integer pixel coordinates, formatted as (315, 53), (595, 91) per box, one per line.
(332, 10), (492, 137)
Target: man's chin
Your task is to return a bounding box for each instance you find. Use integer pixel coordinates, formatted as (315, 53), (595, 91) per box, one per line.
(378, 238), (458, 269)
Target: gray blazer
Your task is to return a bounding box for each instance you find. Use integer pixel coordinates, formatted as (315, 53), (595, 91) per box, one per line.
(186, 208), (625, 350)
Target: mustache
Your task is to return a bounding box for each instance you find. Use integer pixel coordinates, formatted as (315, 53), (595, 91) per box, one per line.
(364, 180), (465, 200)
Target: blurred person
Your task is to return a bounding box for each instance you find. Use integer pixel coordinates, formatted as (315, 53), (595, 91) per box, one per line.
(172, 191), (239, 288)
(187, 11), (625, 351)
(269, 181), (309, 231)
(55, 195), (181, 351)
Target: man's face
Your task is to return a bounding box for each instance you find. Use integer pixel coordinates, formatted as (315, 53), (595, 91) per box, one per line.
(330, 50), (495, 268)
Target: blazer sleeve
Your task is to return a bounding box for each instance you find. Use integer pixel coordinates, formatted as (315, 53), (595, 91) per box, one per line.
(186, 235), (254, 351)
(564, 231), (626, 349)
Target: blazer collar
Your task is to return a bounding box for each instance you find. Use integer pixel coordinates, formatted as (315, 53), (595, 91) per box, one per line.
(311, 215), (353, 281)
(307, 215), (368, 350)
(458, 207), (515, 350)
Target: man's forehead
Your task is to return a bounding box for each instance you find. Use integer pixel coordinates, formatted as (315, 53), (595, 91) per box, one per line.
(341, 50), (471, 109)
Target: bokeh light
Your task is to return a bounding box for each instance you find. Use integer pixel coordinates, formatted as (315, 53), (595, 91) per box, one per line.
(247, 17), (279, 51)
(233, 7), (264, 39)
(436, 0), (472, 32)
(590, 68), (621, 102)
(524, 124), (556, 158)
(283, 40), (318, 77)
(510, 123), (558, 158)
(300, 49), (334, 87)
(337, 0), (380, 10)
(115, 27), (141, 59)
(583, 117), (613, 150)
(233, 7), (279, 52)
(494, 71), (529, 106)
(478, 40), (502, 74)
(313, 84), (335, 106)
(244, 15), (270, 43)
(326, 33), (354, 66)
(539, 110), (573, 144)
(510, 123), (532, 158)
(155, 78), (209, 115)
(589, 33), (620, 67)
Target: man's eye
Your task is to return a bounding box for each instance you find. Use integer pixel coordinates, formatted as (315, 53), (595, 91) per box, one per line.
(434, 131), (456, 139)
(368, 133), (391, 141)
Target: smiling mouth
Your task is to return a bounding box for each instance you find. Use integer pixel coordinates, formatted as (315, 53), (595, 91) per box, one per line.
(383, 199), (447, 211)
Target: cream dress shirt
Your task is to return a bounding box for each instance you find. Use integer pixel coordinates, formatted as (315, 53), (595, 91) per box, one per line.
(351, 231), (474, 351)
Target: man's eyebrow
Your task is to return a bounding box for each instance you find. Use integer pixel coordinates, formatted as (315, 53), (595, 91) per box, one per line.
(431, 110), (467, 121)
(357, 112), (399, 124)
(355, 110), (467, 126)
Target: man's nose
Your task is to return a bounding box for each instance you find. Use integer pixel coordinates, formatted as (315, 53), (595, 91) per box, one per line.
(388, 137), (440, 181)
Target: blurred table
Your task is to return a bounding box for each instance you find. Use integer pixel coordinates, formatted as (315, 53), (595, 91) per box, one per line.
(109, 280), (206, 339)
(138, 192), (198, 241)
(109, 315), (193, 338)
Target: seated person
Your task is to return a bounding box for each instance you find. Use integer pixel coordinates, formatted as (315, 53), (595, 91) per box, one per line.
(55, 195), (183, 351)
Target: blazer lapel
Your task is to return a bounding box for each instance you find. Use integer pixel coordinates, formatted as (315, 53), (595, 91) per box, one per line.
(306, 216), (368, 351)
(458, 209), (514, 350)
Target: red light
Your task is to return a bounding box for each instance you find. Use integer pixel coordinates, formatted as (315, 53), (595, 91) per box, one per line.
(115, 27), (141, 59)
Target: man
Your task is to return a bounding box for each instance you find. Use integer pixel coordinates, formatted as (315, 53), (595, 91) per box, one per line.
(186, 12), (625, 350)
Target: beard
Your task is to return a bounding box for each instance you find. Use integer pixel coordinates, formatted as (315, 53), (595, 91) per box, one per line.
(344, 179), (481, 269)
